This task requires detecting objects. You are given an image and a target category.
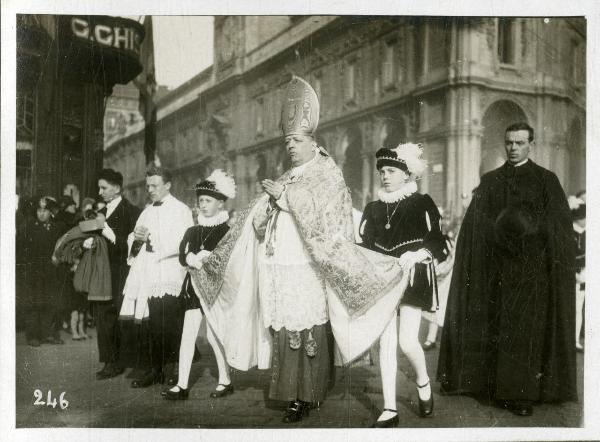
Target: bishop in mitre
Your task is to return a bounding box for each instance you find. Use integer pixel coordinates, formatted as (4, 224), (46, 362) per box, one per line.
(190, 76), (409, 423)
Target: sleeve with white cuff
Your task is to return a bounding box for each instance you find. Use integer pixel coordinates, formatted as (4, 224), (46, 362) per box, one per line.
(102, 224), (116, 244)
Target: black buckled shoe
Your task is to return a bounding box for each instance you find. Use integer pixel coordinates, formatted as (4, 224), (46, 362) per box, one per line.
(209, 383), (234, 398)
(164, 386), (189, 400)
(283, 400), (310, 423)
(417, 381), (434, 417)
(506, 400), (533, 416)
(371, 409), (399, 428)
(131, 370), (165, 388)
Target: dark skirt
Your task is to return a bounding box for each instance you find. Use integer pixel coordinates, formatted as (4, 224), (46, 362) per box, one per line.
(269, 323), (332, 403)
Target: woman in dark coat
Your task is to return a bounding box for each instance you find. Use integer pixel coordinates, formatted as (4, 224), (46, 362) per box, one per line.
(360, 144), (447, 427)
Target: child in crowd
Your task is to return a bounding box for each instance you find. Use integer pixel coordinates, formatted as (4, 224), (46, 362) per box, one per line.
(24, 197), (64, 346)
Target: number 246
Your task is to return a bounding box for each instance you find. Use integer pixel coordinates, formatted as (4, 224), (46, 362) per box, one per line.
(33, 390), (69, 409)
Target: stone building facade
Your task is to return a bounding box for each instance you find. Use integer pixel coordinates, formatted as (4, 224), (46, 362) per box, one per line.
(17, 15), (145, 202)
(104, 16), (586, 215)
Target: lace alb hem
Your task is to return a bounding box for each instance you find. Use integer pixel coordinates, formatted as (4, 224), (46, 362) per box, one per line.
(259, 262), (328, 332)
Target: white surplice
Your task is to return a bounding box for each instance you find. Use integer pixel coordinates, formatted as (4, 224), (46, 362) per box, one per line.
(121, 193), (193, 321)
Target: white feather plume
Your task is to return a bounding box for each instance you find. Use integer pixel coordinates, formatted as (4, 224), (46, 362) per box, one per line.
(207, 169), (237, 199)
(393, 143), (427, 177)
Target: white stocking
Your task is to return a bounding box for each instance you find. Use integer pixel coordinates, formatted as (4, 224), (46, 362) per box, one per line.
(398, 305), (430, 400)
(177, 309), (203, 389)
(379, 314), (398, 413)
(207, 324), (231, 387)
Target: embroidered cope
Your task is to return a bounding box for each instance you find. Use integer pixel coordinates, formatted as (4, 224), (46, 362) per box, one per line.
(189, 153), (411, 371)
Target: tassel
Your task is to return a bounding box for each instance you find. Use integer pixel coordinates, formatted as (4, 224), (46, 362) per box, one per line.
(288, 330), (301, 350)
(305, 329), (317, 358)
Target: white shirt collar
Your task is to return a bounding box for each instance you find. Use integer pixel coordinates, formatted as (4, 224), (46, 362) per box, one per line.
(105, 195), (122, 218)
(573, 222), (585, 234)
(197, 210), (229, 227)
(378, 181), (418, 203)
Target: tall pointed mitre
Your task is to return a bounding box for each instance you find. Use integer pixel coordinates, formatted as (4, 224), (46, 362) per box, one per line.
(281, 75), (320, 136)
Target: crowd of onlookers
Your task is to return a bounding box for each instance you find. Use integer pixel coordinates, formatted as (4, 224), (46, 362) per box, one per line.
(16, 194), (110, 346)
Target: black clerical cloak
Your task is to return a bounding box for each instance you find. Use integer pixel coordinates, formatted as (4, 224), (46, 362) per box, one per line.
(437, 160), (577, 403)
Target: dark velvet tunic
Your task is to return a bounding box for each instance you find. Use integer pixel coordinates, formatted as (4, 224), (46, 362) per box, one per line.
(438, 160), (577, 403)
(360, 192), (447, 311)
(178, 222), (230, 311)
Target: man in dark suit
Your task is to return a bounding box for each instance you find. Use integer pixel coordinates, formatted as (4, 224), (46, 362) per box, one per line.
(95, 168), (141, 380)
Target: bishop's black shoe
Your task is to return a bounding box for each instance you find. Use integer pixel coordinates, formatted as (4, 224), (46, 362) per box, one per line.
(371, 409), (399, 428)
(282, 400), (310, 423)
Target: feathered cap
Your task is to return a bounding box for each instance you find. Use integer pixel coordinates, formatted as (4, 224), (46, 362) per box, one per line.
(568, 195), (586, 221)
(281, 75), (319, 137)
(376, 143), (427, 177)
(195, 169), (236, 201)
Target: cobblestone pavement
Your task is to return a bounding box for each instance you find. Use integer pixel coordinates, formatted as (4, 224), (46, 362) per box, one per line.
(15, 321), (584, 430)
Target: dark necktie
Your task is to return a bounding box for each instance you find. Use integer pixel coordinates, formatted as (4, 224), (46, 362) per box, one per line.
(153, 201), (163, 207)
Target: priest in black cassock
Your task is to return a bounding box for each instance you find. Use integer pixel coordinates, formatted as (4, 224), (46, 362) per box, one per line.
(437, 122), (577, 417)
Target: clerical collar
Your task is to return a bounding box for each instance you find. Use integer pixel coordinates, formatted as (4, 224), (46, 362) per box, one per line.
(573, 222), (585, 234)
(508, 158), (529, 168)
(378, 181), (418, 203)
(197, 210), (229, 227)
